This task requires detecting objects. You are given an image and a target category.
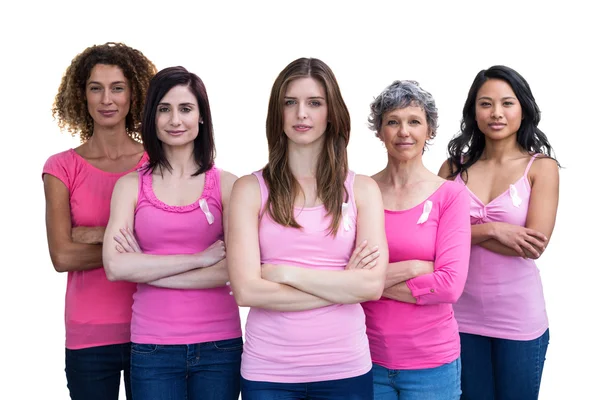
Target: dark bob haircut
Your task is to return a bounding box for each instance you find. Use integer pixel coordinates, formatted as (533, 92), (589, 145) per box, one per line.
(142, 66), (215, 176)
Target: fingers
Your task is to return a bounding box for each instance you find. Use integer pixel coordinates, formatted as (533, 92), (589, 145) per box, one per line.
(348, 240), (380, 270)
(346, 240), (368, 269)
(518, 239), (540, 259)
(524, 228), (548, 243)
(120, 228), (141, 253)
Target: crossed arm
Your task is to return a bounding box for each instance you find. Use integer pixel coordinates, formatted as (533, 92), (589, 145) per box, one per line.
(226, 174), (388, 311)
(102, 171), (235, 289)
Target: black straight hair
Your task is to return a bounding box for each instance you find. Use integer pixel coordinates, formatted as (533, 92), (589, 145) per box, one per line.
(141, 66), (215, 176)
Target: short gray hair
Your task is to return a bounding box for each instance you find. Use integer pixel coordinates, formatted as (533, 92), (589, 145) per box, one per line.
(368, 80), (438, 141)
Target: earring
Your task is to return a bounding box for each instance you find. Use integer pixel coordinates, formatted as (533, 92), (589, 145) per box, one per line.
(199, 120), (204, 125)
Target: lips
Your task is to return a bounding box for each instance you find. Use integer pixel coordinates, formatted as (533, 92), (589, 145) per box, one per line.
(98, 110), (117, 117)
(166, 130), (185, 136)
(293, 124), (312, 132)
(488, 123), (506, 130)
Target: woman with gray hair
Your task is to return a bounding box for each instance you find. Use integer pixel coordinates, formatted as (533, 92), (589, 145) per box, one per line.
(361, 80), (471, 399)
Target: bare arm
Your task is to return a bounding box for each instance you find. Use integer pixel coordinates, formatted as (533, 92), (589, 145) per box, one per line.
(383, 283), (417, 303)
(263, 175), (388, 304)
(103, 173), (222, 283)
(479, 158), (558, 259)
(43, 174), (103, 272)
(148, 170), (240, 290)
(71, 226), (106, 245)
(384, 260), (434, 289)
(227, 175), (334, 311)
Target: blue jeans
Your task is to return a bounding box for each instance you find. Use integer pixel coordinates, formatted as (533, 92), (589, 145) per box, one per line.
(241, 370), (373, 400)
(130, 337), (242, 400)
(459, 329), (550, 400)
(372, 359), (461, 400)
(65, 343), (132, 400)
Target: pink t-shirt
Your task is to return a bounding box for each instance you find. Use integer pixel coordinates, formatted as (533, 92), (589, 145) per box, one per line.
(362, 181), (471, 370)
(42, 148), (148, 350)
(241, 170), (371, 383)
(131, 166), (241, 345)
(453, 154), (549, 340)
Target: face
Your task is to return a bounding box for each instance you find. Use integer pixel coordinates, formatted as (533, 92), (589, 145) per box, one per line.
(379, 105), (430, 161)
(155, 84), (201, 147)
(282, 77), (328, 147)
(86, 64), (131, 129)
(475, 78), (523, 140)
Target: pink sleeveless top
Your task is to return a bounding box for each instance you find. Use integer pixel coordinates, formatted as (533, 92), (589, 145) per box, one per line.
(131, 166), (242, 344)
(453, 154), (549, 340)
(241, 170), (372, 383)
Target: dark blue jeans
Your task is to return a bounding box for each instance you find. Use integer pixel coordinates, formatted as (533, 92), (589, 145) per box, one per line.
(459, 329), (550, 400)
(65, 343), (132, 400)
(130, 337), (242, 400)
(241, 370), (373, 400)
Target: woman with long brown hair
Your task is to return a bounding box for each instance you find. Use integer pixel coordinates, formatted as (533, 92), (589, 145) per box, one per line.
(227, 57), (388, 400)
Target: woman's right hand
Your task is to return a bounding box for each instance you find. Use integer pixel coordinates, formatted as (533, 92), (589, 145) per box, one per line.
(491, 222), (548, 258)
(197, 240), (226, 267)
(411, 260), (434, 277)
(345, 240), (380, 270)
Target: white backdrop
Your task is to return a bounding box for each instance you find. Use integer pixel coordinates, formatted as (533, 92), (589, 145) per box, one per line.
(1, 0), (597, 398)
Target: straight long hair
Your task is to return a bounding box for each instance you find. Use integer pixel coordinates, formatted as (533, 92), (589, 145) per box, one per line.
(263, 58), (350, 235)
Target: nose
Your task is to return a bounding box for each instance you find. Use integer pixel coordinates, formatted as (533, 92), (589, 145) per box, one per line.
(297, 103), (308, 120)
(491, 103), (503, 119)
(101, 90), (112, 105)
(397, 123), (410, 137)
(170, 110), (181, 125)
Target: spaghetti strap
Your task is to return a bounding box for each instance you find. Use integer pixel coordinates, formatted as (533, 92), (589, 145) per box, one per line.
(524, 153), (539, 177)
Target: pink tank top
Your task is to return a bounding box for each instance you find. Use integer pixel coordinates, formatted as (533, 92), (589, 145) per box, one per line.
(454, 154), (548, 340)
(241, 170), (372, 383)
(131, 166), (242, 344)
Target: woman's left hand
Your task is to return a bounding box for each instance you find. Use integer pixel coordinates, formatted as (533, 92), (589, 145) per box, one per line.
(261, 263), (287, 283)
(113, 227), (142, 253)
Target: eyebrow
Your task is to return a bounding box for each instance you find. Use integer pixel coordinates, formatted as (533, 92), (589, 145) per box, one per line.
(87, 81), (127, 86)
(477, 96), (517, 101)
(157, 102), (197, 107)
(284, 96), (326, 100)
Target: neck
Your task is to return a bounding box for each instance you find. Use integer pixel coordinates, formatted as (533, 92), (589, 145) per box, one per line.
(482, 135), (524, 162)
(381, 154), (429, 188)
(87, 123), (134, 158)
(162, 143), (198, 178)
(287, 140), (323, 179)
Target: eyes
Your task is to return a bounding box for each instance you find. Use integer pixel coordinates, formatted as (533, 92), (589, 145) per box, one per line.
(157, 106), (193, 113)
(478, 101), (515, 107)
(89, 86), (126, 93)
(284, 99), (323, 107)
(386, 119), (421, 126)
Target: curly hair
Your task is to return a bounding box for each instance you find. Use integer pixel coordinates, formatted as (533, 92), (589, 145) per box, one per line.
(52, 42), (157, 142)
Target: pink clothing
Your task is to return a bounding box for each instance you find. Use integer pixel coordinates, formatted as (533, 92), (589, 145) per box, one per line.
(241, 170), (371, 383)
(453, 154), (549, 340)
(42, 149), (148, 350)
(362, 181), (471, 370)
(131, 166), (241, 345)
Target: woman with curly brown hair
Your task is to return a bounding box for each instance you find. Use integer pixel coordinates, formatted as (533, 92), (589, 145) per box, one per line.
(42, 42), (156, 400)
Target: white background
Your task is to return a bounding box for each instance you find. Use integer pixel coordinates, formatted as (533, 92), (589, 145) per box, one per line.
(1, 0), (597, 398)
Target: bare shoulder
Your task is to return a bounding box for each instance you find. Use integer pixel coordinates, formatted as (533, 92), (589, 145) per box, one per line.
(231, 174), (261, 205)
(220, 170), (239, 191)
(353, 174), (383, 206)
(438, 158), (456, 179)
(530, 156), (559, 183)
(114, 171), (140, 195)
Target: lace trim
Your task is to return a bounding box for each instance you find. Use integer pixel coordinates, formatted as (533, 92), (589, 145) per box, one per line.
(141, 166), (217, 213)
